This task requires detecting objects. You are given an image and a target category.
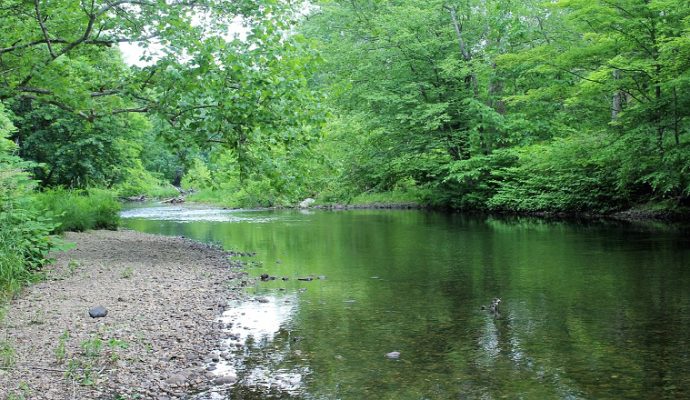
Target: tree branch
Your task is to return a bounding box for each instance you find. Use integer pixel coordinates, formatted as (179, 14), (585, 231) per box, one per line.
(34, 0), (56, 58)
(0, 34), (160, 55)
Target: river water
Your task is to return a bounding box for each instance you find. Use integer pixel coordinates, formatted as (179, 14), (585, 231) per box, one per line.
(121, 205), (690, 399)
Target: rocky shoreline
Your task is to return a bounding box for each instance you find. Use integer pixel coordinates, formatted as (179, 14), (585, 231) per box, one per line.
(0, 230), (251, 399)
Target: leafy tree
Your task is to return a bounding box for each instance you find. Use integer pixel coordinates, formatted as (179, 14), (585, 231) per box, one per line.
(1, 0), (323, 187)
(11, 102), (149, 188)
(303, 0), (690, 211)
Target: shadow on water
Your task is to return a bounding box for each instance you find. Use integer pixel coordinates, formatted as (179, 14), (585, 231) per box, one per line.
(122, 205), (690, 399)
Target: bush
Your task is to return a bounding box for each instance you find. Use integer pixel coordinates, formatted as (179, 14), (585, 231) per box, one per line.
(488, 133), (624, 213)
(31, 188), (121, 233)
(114, 165), (179, 198)
(1, 102), (56, 296)
(187, 181), (280, 208)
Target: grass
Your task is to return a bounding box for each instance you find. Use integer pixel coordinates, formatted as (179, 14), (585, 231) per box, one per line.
(120, 266), (134, 279)
(64, 335), (129, 386)
(6, 381), (30, 400)
(186, 188), (238, 207)
(67, 259), (80, 276)
(345, 190), (421, 207)
(144, 184), (180, 199)
(0, 339), (16, 369)
(0, 240), (32, 298)
(0, 228), (45, 299)
(54, 330), (70, 364)
(187, 188), (288, 208)
(31, 188), (121, 233)
(28, 309), (45, 325)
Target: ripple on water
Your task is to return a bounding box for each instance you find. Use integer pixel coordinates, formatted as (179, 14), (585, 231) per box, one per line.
(120, 206), (277, 223)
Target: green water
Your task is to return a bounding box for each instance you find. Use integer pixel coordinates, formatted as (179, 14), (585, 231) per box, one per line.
(121, 206), (690, 399)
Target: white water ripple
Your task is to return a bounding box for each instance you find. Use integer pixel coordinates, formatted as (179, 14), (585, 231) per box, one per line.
(120, 206), (276, 223)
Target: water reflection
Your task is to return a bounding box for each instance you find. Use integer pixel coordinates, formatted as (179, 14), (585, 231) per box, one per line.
(122, 205), (690, 399)
(204, 294), (308, 398)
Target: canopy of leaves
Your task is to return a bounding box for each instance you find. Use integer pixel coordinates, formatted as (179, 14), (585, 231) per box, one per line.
(301, 0), (690, 211)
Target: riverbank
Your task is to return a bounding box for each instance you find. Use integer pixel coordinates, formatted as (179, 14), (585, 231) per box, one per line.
(0, 230), (250, 399)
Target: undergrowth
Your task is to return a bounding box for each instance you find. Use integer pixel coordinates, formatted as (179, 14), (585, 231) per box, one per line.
(31, 188), (121, 233)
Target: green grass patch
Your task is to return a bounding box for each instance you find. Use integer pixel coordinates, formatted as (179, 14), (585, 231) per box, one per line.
(143, 184), (180, 199)
(345, 190), (421, 206)
(0, 339), (16, 369)
(31, 188), (121, 233)
(185, 188), (237, 207)
(187, 184), (292, 208)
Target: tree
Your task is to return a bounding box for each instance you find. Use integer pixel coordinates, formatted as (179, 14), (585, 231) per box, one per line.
(1, 0), (324, 186)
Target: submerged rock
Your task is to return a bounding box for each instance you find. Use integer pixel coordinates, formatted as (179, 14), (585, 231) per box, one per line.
(88, 305), (108, 318)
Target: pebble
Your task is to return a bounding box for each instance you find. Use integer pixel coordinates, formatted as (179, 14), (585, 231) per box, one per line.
(213, 372), (238, 385)
(166, 373), (187, 387)
(0, 230), (251, 398)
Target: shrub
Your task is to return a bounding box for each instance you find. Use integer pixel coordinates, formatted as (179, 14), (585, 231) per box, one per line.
(31, 188), (121, 233)
(114, 166), (178, 198)
(1, 102), (56, 297)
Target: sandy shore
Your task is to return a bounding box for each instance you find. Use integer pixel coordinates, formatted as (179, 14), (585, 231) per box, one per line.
(0, 229), (250, 399)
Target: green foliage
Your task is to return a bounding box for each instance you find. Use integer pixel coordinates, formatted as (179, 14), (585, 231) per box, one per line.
(113, 164), (178, 198)
(65, 335), (129, 386)
(188, 179), (281, 208)
(54, 330), (70, 365)
(31, 189), (120, 233)
(181, 158), (214, 190)
(437, 150), (519, 210)
(0, 339), (15, 369)
(488, 134), (624, 213)
(0, 102), (56, 296)
(80, 337), (103, 358)
(11, 103), (151, 189)
(348, 189), (421, 207)
(120, 266), (134, 279)
(5, 381), (30, 400)
(302, 0), (690, 213)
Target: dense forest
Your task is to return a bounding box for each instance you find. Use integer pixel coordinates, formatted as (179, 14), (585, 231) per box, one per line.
(1, 1), (689, 292)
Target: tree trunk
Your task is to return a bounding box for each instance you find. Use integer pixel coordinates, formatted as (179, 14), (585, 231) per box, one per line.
(446, 6), (478, 96)
(611, 69), (623, 120)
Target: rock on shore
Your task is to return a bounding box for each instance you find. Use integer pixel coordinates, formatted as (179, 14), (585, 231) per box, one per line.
(0, 229), (248, 399)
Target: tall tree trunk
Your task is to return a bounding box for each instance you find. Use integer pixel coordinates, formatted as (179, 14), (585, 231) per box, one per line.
(489, 63), (506, 115)
(673, 87), (679, 146)
(446, 5), (478, 96)
(611, 69), (623, 120)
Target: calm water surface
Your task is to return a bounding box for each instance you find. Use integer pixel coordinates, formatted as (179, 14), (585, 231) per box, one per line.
(121, 205), (690, 399)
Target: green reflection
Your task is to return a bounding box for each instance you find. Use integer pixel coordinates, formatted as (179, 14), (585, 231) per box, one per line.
(122, 208), (690, 399)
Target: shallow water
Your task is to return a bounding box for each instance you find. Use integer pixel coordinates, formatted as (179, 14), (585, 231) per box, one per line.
(121, 205), (690, 399)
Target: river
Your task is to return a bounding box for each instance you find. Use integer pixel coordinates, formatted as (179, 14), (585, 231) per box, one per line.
(121, 204), (690, 399)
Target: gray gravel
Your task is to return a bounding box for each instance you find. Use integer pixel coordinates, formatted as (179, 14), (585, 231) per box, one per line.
(0, 229), (250, 399)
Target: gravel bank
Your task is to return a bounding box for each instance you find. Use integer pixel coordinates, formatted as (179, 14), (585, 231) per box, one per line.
(0, 229), (250, 399)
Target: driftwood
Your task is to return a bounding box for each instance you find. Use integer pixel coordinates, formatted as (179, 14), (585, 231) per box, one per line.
(123, 195), (146, 202)
(160, 196), (185, 204)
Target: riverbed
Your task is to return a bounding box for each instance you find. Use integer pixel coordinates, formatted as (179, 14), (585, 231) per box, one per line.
(121, 204), (690, 399)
